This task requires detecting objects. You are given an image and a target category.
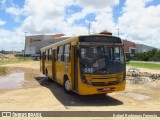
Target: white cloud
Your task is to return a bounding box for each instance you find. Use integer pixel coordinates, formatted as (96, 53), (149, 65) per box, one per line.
(77, 0), (119, 9)
(122, 0), (153, 12)
(17, 0), (73, 34)
(66, 8), (93, 26)
(5, 0), (119, 51)
(66, 0), (119, 33)
(92, 12), (116, 33)
(0, 20), (6, 26)
(5, 7), (24, 22)
(6, 7), (23, 16)
(17, 0), (120, 34)
(0, 29), (24, 51)
(118, 0), (160, 48)
(3, 0), (160, 51)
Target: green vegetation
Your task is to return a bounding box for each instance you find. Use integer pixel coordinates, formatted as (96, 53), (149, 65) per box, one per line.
(127, 62), (160, 70)
(0, 67), (7, 75)
(0, 57), (32, 75)
(0, 57), (31, 65)
(131, 48), (160, 61)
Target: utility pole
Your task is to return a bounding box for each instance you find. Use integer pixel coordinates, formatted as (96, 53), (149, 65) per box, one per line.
(117, 28), (120, 37)
(88, 20), (91, 34)
(24, 32), (28, 60)
(137, 42), (139, 54)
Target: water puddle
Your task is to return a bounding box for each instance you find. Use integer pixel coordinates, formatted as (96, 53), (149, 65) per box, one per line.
(0, 72), (41, 89)
(119, 92), (150, 100)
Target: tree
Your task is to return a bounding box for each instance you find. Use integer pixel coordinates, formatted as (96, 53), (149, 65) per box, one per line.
(0, 50), (5, 54)
(131, 49), (160, 62)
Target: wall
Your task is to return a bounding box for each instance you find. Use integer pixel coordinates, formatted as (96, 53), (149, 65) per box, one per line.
(123, 40), (136, 53)
(25, 35), (70, 56)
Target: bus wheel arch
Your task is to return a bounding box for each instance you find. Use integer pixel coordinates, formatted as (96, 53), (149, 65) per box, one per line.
(63, 75), (71, 94)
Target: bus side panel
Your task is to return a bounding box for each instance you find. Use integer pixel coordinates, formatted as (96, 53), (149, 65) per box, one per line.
(54, 62), (57, 80)
(46, 61), (52, 79)
(55, 62), (65, 85)
(44, 61), (50, 76)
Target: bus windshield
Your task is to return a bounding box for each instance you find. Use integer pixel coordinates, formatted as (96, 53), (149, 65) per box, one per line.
(80, 45), (125, 74)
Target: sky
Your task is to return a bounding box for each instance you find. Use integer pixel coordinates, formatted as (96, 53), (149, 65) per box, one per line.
(0, 0), (160, 51)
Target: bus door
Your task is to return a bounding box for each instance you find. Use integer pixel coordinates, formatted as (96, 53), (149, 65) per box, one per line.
(52, 50), (56, 79)
(71, 46), (78, 91)
(55, 46), (64, 84)
(42, 52), (45, 74)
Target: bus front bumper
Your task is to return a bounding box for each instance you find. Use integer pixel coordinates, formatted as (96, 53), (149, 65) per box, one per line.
(78, 80), (126, 95)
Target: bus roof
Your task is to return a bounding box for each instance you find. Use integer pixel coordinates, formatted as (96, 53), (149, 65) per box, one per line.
(40, 34), (121, 52)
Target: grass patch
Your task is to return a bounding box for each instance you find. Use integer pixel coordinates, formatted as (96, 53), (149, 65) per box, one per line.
(0, 67), (7, 75)
(127, 62), (160, 70)
(0, 57), (32, 65)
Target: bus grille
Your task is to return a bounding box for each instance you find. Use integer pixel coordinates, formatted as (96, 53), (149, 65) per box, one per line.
(91, 81), (120, 86)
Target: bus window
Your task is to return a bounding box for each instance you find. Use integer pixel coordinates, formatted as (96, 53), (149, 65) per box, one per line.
(80, 45), (124, 74)
(64, 44), (71, 62)
(113, 46), (124, 63)
(49, 49), (52, 61)
(57, 46), (64, 61)
(45, 50), (48, 61)
(114, 47), (120, 60)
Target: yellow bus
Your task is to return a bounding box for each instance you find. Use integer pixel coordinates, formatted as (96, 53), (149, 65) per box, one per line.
(40, 34), (126, 95)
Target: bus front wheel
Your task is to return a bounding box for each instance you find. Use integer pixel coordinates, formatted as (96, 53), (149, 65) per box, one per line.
(64, 79), (71, 94)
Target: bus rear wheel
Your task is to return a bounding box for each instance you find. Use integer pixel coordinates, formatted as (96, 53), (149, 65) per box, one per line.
(64, 79), (72, 94)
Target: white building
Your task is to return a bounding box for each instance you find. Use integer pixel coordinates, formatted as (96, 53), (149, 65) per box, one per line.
(25, 34), (71, 56)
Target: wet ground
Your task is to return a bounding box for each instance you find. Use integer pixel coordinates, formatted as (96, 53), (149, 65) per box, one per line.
(0, 72), (41, 89)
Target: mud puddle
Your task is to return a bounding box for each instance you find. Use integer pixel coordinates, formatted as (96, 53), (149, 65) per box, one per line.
(119, 92), (150, 100)
(0, 72), (41, 89)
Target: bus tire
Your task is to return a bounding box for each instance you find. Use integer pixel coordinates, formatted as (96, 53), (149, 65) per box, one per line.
(64, 78), (72, 94)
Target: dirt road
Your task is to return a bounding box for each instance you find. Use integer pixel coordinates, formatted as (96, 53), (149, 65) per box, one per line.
(0, 61), (160, 119)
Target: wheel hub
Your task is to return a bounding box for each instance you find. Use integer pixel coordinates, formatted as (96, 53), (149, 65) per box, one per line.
(65, 80), (70, 91)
